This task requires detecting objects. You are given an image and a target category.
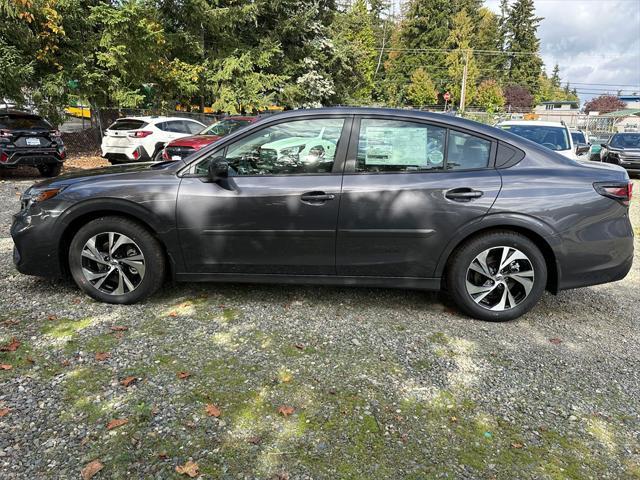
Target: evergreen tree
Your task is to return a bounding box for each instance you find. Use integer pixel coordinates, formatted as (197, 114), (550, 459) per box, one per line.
(550, 63), (561, 88)
(475, 7), (503, 77)
(406, 68), (438, 106)
(445, 9), (478, 108)
(505, 0), (544, 94)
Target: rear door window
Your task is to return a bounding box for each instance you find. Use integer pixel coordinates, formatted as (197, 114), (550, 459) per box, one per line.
(355, 119), (446, 173)
(162, 121), (189, 133)
(109, 119), (147, 131)
(0, 115), (52, 130)
(183, 121), (203, 134)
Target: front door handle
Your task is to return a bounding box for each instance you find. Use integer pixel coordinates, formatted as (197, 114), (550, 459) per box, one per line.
(301, 191), (336, 203)
(445, 188), (484, 202)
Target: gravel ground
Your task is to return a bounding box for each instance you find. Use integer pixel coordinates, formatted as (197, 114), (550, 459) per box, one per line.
(0, 162), (639, 479)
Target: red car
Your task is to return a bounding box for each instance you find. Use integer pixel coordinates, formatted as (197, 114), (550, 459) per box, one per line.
(162, 116), (258, 161)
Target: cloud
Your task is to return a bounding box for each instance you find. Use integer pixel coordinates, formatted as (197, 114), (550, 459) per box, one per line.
(485, 0), (640, 103)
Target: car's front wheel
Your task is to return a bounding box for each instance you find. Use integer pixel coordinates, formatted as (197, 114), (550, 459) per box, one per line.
(446, 231), (547, 322)
(68, 216), (165, 304)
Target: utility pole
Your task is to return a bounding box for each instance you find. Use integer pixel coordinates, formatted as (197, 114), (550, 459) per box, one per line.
(459, 50), (469, 114)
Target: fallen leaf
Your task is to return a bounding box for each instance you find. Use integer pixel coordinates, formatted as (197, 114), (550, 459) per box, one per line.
(47, 314), (58, 321)
(177, 371), (191, 379)
(294, 343), (305, 350)
(72, 298), (82, 304)
(95, 352), (110, 361)
(205, 404), (221, 417)
(277, 405), (295, 417)
(25, 357), (35, 365)
(247, 435), (262, 445)
(549, 338), (562, 345)
(511, 442), (524, 449)
(168, 311), (178, 318)
(1, 319), (19, 326)
(120, 376), (137, 387)
(175, 460), (199, 477)
(1, 337), (20, 352)
(81, 460), (103, 480)
(0, 408), (10, 417)
(110, 325), (128, 332)
(61, 359), (71, 367)
(106, 418), (128, 430)
(450, 416), (458, 423)
(0, 364), (12, 370)
(158, 451), (168, 459)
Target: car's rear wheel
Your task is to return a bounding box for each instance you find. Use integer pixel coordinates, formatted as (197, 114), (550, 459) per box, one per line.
(446, 231), (547, 322)
(38, 163), (62, 177)
(68, 216), (165, 304)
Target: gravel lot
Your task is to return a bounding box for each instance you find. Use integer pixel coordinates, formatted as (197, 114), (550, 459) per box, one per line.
(0, 162), (639, 479)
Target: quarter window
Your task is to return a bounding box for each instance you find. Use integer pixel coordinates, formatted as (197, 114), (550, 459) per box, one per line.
(213, 118), (345, 176)
(446, 130), (491, 170)
(355, 119), (446, 173)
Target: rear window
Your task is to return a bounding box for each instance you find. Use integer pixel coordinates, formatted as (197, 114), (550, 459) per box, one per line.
(0, 114), (52, 130)
(499, 124), (570, 151)
(108, 119), (148, 131)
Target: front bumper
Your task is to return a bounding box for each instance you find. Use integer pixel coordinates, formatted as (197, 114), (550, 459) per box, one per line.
(11, 206), (65, 278)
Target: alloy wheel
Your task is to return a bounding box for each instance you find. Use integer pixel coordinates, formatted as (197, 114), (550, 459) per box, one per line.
(465, 246), (535, 311)
(80, 232), (146, 295)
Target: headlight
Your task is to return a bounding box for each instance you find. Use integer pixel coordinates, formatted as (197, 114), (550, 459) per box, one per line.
(21, 186), (65, 209)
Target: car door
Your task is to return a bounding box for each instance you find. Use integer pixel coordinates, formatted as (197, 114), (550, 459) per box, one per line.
(336, 116), (502, 278)
(176, 115), (352, 275)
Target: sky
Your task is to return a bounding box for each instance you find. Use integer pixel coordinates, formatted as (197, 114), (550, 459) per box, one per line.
(485, 0), (640, 104)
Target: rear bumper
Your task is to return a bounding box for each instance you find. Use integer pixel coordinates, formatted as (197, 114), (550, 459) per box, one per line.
(0, 148), (66, 167)
(101, 145), (151, 162)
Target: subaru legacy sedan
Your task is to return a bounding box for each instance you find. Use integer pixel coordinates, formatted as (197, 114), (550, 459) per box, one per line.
(11, 108), (634, 322)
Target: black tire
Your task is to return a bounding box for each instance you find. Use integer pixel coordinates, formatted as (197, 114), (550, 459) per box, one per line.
(446, 230), (547, 322)
(68, 216), (165, 304)
(38, 163), (62, 177)
(152, 145), (164, 162)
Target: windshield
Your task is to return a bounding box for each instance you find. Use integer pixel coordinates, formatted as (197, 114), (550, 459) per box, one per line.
(500, 124), (571, 151)
(200, 118), (252, 136)
(109, 119), (147, 131)
(610, 133), (640, 149)
(0, 114), (52, 130)
(571, 131), (586, 144)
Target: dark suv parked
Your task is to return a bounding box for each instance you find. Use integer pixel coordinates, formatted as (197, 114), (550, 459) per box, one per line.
(11, 108), (634, 321)
(600, 132), (640, 174)
(0, 111), (66, 177)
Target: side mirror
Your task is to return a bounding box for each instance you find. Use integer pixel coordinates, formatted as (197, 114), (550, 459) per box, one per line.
(207, 157), (228, 183)
(600, 143), (607, 148)
(575, 143), (590, 155)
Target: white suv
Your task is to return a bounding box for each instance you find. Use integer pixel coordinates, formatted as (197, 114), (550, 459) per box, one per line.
(496, 120), (577, 160)
(101, 116), (206, 164)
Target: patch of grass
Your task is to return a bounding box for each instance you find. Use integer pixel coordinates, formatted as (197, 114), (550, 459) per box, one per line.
(428, 331), (451, 345)
(41, 317), (94, 338)
(61, 366), (111, 422)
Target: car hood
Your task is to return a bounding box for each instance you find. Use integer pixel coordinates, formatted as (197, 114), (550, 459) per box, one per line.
(32, 162), (176, 189)
(167, 134), (221, 149)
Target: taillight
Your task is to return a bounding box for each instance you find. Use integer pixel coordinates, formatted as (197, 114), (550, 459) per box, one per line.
(594, 181), (633, 206)
(0, 151), (8, 162)
(0, 130), (12, 138)
(129, 130), (153, 138)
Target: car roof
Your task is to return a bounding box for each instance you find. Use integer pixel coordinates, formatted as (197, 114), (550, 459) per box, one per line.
(115, 116), (204, 124)
(496, 120), (567, 127)
(0, 110), (43, 118)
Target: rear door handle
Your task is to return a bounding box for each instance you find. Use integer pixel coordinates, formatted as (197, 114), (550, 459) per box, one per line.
(301, 191), (336, 203)
(445, 188), (484, 202)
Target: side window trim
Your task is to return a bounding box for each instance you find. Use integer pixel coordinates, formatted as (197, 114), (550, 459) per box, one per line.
(183, 115), (353, 177)
(345, 115), (498, 174)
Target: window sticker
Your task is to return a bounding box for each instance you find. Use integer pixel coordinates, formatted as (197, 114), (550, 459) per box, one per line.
(364, 127), (428, 166)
